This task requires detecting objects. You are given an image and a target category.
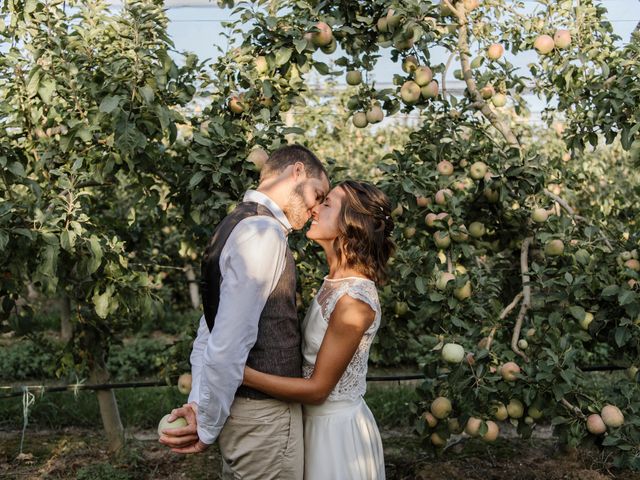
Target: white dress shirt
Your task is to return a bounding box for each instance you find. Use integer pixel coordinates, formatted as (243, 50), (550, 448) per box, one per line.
(188, 190), (292, 444)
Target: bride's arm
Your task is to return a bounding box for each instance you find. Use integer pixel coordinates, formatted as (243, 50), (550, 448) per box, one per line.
(243, 295), (375, 405)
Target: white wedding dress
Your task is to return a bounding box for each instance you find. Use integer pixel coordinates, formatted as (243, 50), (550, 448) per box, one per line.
(302, 276), (385, 480)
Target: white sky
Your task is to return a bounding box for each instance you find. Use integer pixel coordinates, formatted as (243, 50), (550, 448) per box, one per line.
(165, 0), (638, 78)
(161, 0), (638, 120)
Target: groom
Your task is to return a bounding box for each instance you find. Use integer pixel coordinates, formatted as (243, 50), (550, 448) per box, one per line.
(160, 144), (330, 479)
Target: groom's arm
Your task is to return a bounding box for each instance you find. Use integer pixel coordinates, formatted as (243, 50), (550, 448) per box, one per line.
(187, 314), (209, 405)
(192, 217), (287, 445)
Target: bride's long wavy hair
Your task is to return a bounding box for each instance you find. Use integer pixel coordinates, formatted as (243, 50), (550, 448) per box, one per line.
(333, 180), (395, 285)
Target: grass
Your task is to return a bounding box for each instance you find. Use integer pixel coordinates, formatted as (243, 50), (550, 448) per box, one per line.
(0, 387), (188, 431)
(0, 381), (419, 432)
(365, 382), (420, 428)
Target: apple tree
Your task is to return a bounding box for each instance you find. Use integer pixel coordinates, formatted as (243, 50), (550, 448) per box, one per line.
(0, 0), (200, 451)
(210, 0), (640, 468)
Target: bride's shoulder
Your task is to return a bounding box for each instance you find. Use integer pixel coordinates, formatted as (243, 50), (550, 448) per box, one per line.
(330, 293), (376, 331)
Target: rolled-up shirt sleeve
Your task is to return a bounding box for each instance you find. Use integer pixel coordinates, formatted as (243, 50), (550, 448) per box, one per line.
(191, 217), (287, 444)
(188, 314), (208, 405)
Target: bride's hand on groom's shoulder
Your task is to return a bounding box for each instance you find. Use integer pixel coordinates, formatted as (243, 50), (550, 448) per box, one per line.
(159, 402), (208, 453)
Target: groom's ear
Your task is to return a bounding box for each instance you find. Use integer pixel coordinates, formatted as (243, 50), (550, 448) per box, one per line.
(291, 161), (307, 180)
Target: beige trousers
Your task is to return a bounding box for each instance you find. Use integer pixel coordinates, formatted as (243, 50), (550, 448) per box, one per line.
(218, 397), (303, 480)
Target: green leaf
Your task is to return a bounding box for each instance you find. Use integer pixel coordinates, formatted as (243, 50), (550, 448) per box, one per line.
(618, 289), (636, 306)
(0, 230), (8, 251)
(139, 85), (155, 104)
(7, 162), (25, 177)
(92, 289), (111, 319)
(60, 230), (76, 252)
(24, 0), (37, 12)
(614, 327), (630, 347)
(26, 68), (41, 98)
(87, 235), (103, 274)
(569, 306), (586, 321)
(38, 79), (56, 104)
(314, 62), (330, 75)
(127, 207), (136, 227)
(275, 48), (292, 66)
(76, 126), (92, 142)
(602, 285), (619, 296)
(99, 95), (121, 114)
(428, 292), (445, 302)
(294, 38), (308, 54)
(189, 171), (206, 189)
(551, 416), (568, 425)
(470, 55), (484, 69)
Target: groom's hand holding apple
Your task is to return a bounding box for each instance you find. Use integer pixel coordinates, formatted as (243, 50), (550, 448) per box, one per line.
(159, 402), (209, 454)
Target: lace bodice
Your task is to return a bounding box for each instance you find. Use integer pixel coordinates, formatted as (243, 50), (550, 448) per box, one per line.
(302, 276), (381, 402)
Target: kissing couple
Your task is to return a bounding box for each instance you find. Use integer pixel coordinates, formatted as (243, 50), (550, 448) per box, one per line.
(160, 144), (394, 479)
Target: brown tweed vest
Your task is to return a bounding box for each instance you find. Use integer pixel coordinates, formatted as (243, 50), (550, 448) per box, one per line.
(200, 202), (301, 399)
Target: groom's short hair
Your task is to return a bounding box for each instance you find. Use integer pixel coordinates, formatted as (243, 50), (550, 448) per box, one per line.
(260, 144), (327, 182)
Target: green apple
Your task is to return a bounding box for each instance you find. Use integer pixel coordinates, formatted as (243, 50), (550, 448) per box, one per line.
(352, 112), (368, 128)
(453, 281), (471, 300)
(311, 21), (333, 47)
(346, 70), (362, 85)
(553, 29), (571, 49)
(468, 222), (485, 238)
(579, 312), (594, 331)
(487, 43), (504, 60)
(430, 396), (452, 419)
(469, 161), (487, 180)
(436, 272), (455, 290)
(420, 80), (439, 99)
(600, 405), (624, 428)
(434, 231), (451, 249)
(507, 398), (524, 418)
(400, 80), (421, 104)
(158, 414), (188, 437)
(177, 373), (192, 395)
(534, 34), (555, 55)
(531, 208), (548, 223)
(442, 343), (465, 363)
(545, 239), (565, 257)
(414, 66), (433, 86)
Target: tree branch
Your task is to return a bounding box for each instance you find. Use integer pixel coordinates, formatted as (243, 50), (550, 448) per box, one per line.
(453, 5), (521, 149)
(442, 51), (456, 98)
(511, 237), (533, 362)
(543, 189), (614, 250)
(561, 398), (587, 420)
(486, 292), (523, 351)
(543, 189), (575, 215)
(76, 180), (113, 189)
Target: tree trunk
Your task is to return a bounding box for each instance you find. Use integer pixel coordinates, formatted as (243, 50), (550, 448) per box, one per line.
(185, 264), (200, 309)
(88, 335), (124, 452)
(60, 296), (73, 343)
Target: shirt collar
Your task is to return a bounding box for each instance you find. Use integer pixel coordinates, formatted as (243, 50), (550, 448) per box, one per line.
(243, 190), (292, 234)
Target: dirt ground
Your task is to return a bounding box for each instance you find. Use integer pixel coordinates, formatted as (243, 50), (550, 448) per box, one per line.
(1, 427), (639, 480)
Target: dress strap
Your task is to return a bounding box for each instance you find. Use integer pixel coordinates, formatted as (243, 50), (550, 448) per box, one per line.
(317, 278), (379, 324)
(345, 281), (379, 316)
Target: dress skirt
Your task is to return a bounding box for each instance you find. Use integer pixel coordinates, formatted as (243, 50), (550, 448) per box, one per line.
(303, 396), (385, 480)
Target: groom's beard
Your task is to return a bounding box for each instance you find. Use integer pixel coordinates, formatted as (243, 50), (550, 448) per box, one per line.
(283, 184), (308, 230)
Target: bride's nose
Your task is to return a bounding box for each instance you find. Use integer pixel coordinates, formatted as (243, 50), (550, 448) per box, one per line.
(311, 205), (320, 219)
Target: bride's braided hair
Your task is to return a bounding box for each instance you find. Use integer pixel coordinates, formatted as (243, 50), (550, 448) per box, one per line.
(333, 180), (396, 285)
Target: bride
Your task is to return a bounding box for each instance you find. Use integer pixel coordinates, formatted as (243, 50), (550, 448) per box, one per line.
(242, 180), (395, 480)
